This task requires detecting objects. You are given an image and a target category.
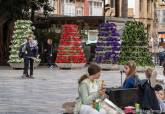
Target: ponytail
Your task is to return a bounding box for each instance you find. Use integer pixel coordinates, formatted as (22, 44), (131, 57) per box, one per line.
(78, 74), (88, 84)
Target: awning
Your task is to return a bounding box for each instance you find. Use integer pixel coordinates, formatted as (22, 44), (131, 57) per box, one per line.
(159, 33), (165, 38)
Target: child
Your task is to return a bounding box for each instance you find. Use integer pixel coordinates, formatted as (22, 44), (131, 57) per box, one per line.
(74, 64), (107, 114)
(154, 84), (165, 112)
(145, 67), (157, 87)
(123, 60), (140, 88)
(44, 38), (56, 68)
(21, 35), (38, 78)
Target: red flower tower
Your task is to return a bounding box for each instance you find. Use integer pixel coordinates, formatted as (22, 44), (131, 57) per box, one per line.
(55, 24), (86, 68)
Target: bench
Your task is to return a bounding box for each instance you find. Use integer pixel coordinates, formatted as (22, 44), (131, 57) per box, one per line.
(63, 88), (139, 114)
(106, 88), (140, 108)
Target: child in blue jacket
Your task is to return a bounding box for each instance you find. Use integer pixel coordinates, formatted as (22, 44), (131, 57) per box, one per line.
(123, 60), (140, 88)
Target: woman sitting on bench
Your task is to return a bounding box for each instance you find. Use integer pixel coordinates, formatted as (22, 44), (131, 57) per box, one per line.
(74, 64), (107, 114)
(123, 61), (140, 88)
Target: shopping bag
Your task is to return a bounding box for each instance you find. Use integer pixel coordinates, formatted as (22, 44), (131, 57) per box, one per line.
(101, 98), (124, 114)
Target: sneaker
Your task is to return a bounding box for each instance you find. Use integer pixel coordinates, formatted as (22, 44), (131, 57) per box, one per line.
(21, 74), (29, 79)
(29, 75), (34, 79)
(49, 65), (54, 69)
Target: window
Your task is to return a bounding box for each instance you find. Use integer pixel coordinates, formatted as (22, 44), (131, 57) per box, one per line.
(159, 17), (165, 24)
(93, 2), (102, 8)
(163, 10), (165, 16)
(94, 2), (96, 7)
(65, 0), (75, 3)
(111, 0), (115, 8)
(99, 2), (102, 7)
(76, 7), (83, 16)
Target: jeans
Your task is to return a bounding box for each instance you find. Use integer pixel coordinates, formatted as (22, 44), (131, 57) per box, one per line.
(23, 58), (34, 76)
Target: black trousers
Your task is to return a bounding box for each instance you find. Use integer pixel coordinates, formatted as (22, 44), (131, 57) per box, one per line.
(46, 54), (55, 66)
(23, 58), (34, 76)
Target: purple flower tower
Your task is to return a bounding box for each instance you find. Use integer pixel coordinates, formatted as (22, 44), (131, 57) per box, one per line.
(95, 22), (121, 64)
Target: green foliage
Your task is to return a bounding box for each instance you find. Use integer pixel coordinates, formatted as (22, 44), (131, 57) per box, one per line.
(0, 0), (54, 20)
(119, 21), (153, 66)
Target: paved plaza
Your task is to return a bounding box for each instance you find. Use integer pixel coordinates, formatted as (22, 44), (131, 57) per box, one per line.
(0, 66), (148, 114)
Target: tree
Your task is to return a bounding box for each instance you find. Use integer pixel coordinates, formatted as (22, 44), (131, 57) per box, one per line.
(119, 21), (153, 66)
(0, 0), (54, 20)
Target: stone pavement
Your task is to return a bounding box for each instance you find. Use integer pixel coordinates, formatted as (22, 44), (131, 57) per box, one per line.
(0, 66), (147, 114)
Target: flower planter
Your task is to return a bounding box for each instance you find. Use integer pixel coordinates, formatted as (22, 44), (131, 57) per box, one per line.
(9, 62), (40, 69)
(99, 64), (119, 70)
(56, 63), (86, 69)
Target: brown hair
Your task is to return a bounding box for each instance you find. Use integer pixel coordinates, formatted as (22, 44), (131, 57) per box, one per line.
(145, 67), (153, 79)
(78, 64), (101, 84)
(27, 34), (34, 40)
(125, 60), (136, 76)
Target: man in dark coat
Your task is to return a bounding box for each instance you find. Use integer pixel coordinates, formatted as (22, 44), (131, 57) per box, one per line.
(21, 35), (38, 78)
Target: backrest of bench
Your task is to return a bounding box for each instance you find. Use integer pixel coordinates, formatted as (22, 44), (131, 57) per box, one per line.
(106, 88), (140, 108)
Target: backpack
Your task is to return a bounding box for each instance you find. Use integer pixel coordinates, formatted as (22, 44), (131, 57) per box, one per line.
(138, 79), (160, 111)
(18, 44), (25, 58)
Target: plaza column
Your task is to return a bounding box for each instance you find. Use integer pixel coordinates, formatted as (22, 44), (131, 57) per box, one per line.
(115, 0), (121, 17)
(140, 0), (147, 19)
(121, 0), (128, 18)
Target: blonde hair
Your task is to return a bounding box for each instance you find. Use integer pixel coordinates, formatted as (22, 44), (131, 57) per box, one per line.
(125, 60), (136, 76)
(145, 67), (153, 79)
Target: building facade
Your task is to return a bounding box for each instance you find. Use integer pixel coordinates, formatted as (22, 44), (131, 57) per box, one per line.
(105, 0), (128, 17)
(53, 0), (103, 16)
(134, 0), (157, 53)
(156, 0), (165, 48)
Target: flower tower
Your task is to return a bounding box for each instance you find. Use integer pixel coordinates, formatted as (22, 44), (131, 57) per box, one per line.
(8, 20), (40, 68)
(94, 22), (121, 69)
(119, 21), (153, 66)
(55, 24), (86, 68)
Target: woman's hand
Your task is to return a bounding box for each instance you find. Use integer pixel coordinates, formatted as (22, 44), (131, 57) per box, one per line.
(98, 88), (106, 96)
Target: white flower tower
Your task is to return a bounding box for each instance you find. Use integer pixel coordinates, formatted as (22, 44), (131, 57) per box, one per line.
(8, 20), (40, 68)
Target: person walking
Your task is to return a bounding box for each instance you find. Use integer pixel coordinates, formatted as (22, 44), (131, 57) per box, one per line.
(159, 46), (165, 66)
(44, 38), (56, 68)
(20, 35), (38, 79)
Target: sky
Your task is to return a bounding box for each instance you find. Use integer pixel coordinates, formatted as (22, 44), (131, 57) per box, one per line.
(128, 0), (135, 8)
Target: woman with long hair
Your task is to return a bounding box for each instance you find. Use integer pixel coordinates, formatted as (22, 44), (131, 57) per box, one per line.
(74, 64), (106, 114)
(123, 60), (140, 88)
